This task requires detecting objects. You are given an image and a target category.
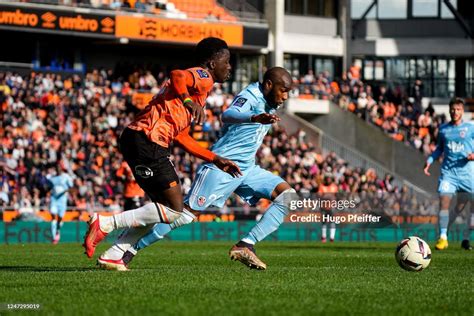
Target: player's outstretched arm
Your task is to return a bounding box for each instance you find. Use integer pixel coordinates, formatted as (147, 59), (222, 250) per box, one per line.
(221, 107), (253, 123)
(221, 108), (279, 124)
(169, 69), (205, 125)
(174, 128), (241, 177)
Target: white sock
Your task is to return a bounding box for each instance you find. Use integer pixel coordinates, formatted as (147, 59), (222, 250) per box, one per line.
(102, 209), (197, 260)
(241, 238), (255, 245)
(101, 225), (154, 260)
(133, 209), (196, 252)
(322, 224), (327, 239)
(330, 223), (336, 240)
(100, 202), (181, 233)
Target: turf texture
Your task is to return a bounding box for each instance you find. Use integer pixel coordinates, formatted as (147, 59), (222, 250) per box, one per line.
(0, 242), (472, 315)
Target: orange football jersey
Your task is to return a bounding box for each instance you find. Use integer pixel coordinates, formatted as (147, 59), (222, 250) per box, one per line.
(128, 67), (214, 148)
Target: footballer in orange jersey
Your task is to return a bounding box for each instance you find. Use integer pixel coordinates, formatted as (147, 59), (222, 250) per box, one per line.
(84, 37), (241, 261)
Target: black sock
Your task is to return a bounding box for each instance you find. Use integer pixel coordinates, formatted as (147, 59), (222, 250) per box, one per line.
(236, 240), (253, 248)
(122, 251), (135, 265)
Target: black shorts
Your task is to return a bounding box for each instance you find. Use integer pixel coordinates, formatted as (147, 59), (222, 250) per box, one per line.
(119, 128), (179, 202)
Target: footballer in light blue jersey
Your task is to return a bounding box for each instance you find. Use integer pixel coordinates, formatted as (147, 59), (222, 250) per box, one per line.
(424, 98), (474, 250)
(183, 81), (281, 209)
(427, 121), (473, 187)
(210, 81), (276, 170)
(47, 167), (74, 244)
(104, 67), (296, 271)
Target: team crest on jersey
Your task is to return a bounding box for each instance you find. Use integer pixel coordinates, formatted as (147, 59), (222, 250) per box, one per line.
(196, 69), (209, 78)
(232, 97), (247, 107)
(459, 130), (466, 138)
(440, 181), (451, 192)
(197, 196), (206, 206)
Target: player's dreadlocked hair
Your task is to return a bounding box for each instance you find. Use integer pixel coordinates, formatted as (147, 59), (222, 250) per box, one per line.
(195, 37), (229, 65)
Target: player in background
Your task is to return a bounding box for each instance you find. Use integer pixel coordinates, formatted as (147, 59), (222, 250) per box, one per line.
(116, 161), (145, 211)
(424, 98), (474, 250)
(98, 67), (296, 271)
(83, 37), (241, 260)
(318, 173), (338, 243)
(47, 164), (74, 244)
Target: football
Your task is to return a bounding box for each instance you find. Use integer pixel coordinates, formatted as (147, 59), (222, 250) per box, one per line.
(395, 237), (432, 272)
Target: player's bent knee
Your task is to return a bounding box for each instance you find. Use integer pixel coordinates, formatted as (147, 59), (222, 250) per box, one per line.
(184, 204), (201, 218)
(273, 188), (297, 209)
(170, 209), (196, 229)
(156, 204), (182, 224)
(166, 211), (182, 224)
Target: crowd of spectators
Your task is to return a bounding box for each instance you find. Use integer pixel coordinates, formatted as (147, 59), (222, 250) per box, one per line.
(0, 69), (435, 219)
(0, 68), (229, 214)
(291, 68), (447, 156)
(257, 125), (436, 217)
(21, 0), (227, 20)
(19, 0), (186, 17)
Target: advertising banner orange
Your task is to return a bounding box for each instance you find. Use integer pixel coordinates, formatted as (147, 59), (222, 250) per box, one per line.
(116, 15), (243, 47)
(0, 5), (115, 35)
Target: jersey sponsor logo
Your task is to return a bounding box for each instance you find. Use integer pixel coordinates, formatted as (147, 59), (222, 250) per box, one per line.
(135, 165), (154, 178)
(196, 69), (209, 78)
(232, 97), (247, 107)
(447, 141), (464, 153)
(197, 196), (206, 207)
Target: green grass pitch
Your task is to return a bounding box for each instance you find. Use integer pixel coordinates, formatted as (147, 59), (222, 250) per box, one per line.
(0, 242), (472, 315)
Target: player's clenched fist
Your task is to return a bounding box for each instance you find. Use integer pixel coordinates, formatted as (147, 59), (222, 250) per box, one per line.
(184, 100), (205, 125)
(251, 113), (280, 124)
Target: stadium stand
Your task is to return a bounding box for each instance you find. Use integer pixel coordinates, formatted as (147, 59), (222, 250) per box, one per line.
(292, 69), (447, 156)
(15, 0), (238, 20)
(170, 0), (237, 21)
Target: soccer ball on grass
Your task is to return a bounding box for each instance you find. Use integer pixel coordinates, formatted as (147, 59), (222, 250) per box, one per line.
(395, 236), (431, 272)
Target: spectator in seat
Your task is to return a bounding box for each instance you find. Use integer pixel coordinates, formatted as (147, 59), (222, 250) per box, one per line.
(410, 79), (424, 114)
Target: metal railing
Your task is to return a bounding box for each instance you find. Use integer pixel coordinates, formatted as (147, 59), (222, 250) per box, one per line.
(321, 130), (433, 200)
(284, 112), (433, 201)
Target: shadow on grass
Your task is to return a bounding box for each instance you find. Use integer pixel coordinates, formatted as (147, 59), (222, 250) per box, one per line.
(0, 266), (98, 272)
(265, 244), (389, 251)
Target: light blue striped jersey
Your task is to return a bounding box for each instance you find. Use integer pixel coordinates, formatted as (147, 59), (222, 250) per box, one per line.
(48, 173), (74, 200)
(211, 82), (276, 170)
(428, 121), (474, 176)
